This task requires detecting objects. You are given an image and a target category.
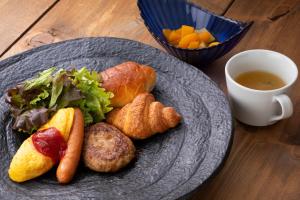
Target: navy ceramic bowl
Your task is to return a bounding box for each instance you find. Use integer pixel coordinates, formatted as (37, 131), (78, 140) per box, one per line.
(137, 0), (252, 66)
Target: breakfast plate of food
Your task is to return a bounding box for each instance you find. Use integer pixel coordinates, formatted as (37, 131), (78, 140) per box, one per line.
(0, 37), (233, 199)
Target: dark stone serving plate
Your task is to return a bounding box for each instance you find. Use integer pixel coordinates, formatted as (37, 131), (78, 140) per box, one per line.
(0, 37), (233, 200)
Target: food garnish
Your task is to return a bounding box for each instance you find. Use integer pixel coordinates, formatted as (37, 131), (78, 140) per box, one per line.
(163, 25), (220, 49)
(5, 67), (113, 133)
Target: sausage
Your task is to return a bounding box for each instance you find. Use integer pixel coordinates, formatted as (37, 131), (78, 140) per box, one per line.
(56, 108), (84, 184)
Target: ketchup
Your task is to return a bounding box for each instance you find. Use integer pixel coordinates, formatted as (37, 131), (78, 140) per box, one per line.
(32, 127), (67, 163)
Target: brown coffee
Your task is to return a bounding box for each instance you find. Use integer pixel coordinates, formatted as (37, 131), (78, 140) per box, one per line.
(235, 70), (285, 90)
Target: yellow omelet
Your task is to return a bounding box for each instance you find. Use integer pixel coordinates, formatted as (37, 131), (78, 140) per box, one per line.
(8, 108), (74, 182)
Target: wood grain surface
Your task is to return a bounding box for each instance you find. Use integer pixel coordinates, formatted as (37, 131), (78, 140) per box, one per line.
(0, 0), (58, 56)
(0, 0), (159, 59)
(193, 0), (234, 15)
(1, 0), (300, 199)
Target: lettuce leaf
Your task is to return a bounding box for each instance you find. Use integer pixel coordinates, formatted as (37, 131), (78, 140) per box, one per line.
(30, 89), (49, 106)
(5, 67), (113, 133)
(49, 70), (65, 107)
(13, 108), (50, 133)
(68, 67), (113, 124)
(24, 67), (56, 90)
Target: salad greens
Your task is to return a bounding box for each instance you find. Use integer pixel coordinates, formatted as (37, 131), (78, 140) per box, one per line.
(5, 67), (113, 133)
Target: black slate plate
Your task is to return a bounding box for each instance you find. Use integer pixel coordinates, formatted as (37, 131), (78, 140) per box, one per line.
(0, 37), (233, 200)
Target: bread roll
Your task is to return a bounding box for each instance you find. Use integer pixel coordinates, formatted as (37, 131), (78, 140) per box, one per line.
(101, 61), (156, 107)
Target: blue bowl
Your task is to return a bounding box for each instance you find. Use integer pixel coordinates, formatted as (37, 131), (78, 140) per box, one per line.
(137, 0), (252, 66)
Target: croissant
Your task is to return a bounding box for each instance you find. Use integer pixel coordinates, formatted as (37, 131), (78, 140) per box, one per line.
(106, 93), (181, 139)
(101, 61), (156, 108)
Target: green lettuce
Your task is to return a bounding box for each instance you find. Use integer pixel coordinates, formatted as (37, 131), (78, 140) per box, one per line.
(24, 67), (56, 90)
(30, 89), (49, 106)
(5, 67), (113, 133)
(70, 68), (113, 123)
(49, 70), (65, 107)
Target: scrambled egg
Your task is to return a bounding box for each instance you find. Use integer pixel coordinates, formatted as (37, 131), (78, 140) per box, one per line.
(39, 108), (75, 141)
(8, 108), (74, 182)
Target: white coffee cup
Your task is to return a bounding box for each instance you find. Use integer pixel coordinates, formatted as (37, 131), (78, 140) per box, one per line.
(225, 49), (298, 126)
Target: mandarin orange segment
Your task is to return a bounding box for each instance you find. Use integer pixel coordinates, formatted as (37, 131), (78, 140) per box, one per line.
(163, 29), (172, 40)
(197, 28), (215, 43)
(175, 28), (182, 35)
(170, 40), (180, 45)
(178, 33), (199, 48)
(187, 41), (200, 49)
(168, 31), (181, 44)
(181, 25), (195, 38)
(162, 25), (219, 48)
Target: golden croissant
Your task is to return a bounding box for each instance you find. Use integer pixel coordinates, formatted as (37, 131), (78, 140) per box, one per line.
(106, 93), (181, 139)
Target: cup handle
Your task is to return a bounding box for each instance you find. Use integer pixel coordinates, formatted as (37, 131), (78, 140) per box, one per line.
(270, 94), (293, 122)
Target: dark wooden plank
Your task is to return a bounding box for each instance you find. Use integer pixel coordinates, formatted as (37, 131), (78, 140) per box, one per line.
(193, 0), (234, 15)
(0, 0), (158, 59)
(0, 0), (58, 56)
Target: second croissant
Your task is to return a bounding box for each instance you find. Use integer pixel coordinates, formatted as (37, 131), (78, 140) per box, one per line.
(106, 93), (181, 139)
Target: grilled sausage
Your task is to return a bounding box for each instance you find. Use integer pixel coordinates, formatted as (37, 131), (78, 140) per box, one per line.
(56, 108), (84, 184)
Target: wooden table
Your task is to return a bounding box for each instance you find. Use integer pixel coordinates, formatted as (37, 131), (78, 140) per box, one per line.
(1, 0), (300, 199)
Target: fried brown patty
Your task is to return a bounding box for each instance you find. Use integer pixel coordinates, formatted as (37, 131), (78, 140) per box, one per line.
(83, 122), (135, 172)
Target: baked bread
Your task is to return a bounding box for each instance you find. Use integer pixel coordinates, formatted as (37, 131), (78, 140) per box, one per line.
(82, 122), (135, 172)
(101, 61), (156, 107)
(106, 93), (181, 139)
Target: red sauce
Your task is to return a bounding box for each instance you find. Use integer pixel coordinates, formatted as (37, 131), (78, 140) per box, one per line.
(32, 127), (67, 163)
